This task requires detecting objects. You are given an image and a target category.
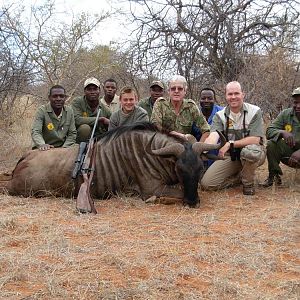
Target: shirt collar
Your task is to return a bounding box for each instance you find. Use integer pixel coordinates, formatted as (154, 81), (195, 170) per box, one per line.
(224, 103), (248, 117)
(46, 102), (65, 116)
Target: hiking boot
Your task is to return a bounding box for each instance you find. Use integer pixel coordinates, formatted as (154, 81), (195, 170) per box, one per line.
(243, 185), (255, 196)
(261, 174), (282, 187)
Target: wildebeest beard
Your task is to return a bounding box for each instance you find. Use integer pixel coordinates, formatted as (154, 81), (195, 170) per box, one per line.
(175, 143), (205, 207)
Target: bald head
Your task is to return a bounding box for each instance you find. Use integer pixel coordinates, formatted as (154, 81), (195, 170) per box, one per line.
(225, 81), (245, 112)
(225, 81), (243, 93)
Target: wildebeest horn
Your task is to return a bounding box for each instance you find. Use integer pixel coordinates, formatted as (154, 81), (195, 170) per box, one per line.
(145, 133), (185, 158)
(192, 130), (226, 154)
(151, 143), (185, 158)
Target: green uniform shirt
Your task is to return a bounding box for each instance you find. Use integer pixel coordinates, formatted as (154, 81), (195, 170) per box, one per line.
(151, 97), (210, 134)
(138, 97), (154, 118)
(71, 96), (111, 135)
(266, 108), (300, 144)
(100, 95), (120, 113)
(109, 106), (149, 130)
(31, 103), (76, 148)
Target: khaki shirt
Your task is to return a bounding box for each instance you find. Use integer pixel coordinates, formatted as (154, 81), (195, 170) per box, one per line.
(31, 103), (76, 148)
(211, 103), (264, 141)
(100, 95), (120, 113)
(71, 96), (111, 135)
(151, 97), (210, 134)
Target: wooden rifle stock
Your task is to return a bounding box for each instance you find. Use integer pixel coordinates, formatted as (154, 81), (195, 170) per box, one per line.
(76, 138), (97, 214)
(75, 107), (102, 214)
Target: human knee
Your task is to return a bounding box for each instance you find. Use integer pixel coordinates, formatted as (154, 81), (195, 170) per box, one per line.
(266, 139), (288, 155)
(77, 124), (92, 143)
(266, 140), (278, 152)
(201, 176), (219, 191)
(240, 144), (265, 163)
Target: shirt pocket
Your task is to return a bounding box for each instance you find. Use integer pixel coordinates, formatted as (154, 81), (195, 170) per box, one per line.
(178, 119), (192, 134)
(162, 116), (174, 131)
(58, 121), (70, 134)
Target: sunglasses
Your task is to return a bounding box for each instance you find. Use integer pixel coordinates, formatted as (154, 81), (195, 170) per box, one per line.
(170, 87), (184, 92)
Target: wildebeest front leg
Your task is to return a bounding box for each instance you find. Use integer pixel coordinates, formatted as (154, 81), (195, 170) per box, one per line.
(144, 184), (185, 205)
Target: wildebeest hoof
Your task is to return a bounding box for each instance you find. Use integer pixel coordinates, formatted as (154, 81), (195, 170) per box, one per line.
(145, 196), (157, 204)
(77, 208), (91, 214)
(194, 202), (200, 208)
(184, 202), (200, 208)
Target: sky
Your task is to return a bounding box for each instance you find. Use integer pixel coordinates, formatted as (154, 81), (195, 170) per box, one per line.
(57, 0), (130, 45)
(1, 0), (132, 45)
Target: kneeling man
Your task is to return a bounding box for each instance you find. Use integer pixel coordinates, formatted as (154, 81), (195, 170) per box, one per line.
(108, 86), (149, 130)
(201, 81), (266, 195)
(262, 87), (300, 186)
(31, 85), (76, 151)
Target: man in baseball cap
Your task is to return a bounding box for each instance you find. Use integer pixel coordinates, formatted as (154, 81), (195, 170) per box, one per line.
(138, 80), (164, 117)
(71, 77), (111, 142)
(292, 87), (300, 97)
(262, 86), (300, 187)
(83, 77), (101, 89)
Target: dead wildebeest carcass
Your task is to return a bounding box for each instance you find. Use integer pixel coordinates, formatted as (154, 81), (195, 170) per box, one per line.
(6, 122), (224, 208)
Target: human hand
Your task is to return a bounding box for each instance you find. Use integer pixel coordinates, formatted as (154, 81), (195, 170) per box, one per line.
(281, 131), (295, 148)
(218, 142), (230, 159)
(39, 144), (54, 151)
(98, 117), (110, 125)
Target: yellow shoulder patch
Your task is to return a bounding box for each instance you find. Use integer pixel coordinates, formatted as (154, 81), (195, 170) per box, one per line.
(284, 124), (292, 132)
(47, 123), (54, 131)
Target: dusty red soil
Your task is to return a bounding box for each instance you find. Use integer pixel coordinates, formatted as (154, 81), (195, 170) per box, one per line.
(0, 163), (299, 299)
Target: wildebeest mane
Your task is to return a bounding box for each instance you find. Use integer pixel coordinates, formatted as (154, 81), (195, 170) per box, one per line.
(99, 122), (159, 143)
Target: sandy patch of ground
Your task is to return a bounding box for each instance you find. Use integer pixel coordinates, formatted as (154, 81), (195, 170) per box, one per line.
(0, 163), (299, 299)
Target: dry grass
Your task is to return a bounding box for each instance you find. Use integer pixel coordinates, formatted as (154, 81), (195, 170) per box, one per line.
(0, 105), (299, 299)
(0, 165), (299, 299)
(0, 96), (37, 171)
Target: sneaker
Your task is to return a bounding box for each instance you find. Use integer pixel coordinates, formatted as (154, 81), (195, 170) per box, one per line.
(243, 185), (255, 195)
(261, 174), (282, 187)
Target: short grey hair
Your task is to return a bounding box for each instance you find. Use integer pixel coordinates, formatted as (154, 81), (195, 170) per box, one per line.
(168, 75), (188, 89)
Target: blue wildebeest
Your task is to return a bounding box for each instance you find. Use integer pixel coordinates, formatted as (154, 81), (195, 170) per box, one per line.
(6, 123), (224, 207)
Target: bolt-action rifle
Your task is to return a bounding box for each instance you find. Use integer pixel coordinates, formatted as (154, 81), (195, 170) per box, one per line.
(75, 108), (102, 214)
(72, 142), (87, 180)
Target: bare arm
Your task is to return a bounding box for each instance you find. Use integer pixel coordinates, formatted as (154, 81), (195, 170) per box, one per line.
(206, 133), (261, 158)
(204, 132), (220, 144)
(199, 131), (209, 142)
(232, 136), (260, 148)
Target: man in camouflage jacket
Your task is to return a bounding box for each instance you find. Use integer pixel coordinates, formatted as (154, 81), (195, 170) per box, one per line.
(151, 75), (210, 142)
